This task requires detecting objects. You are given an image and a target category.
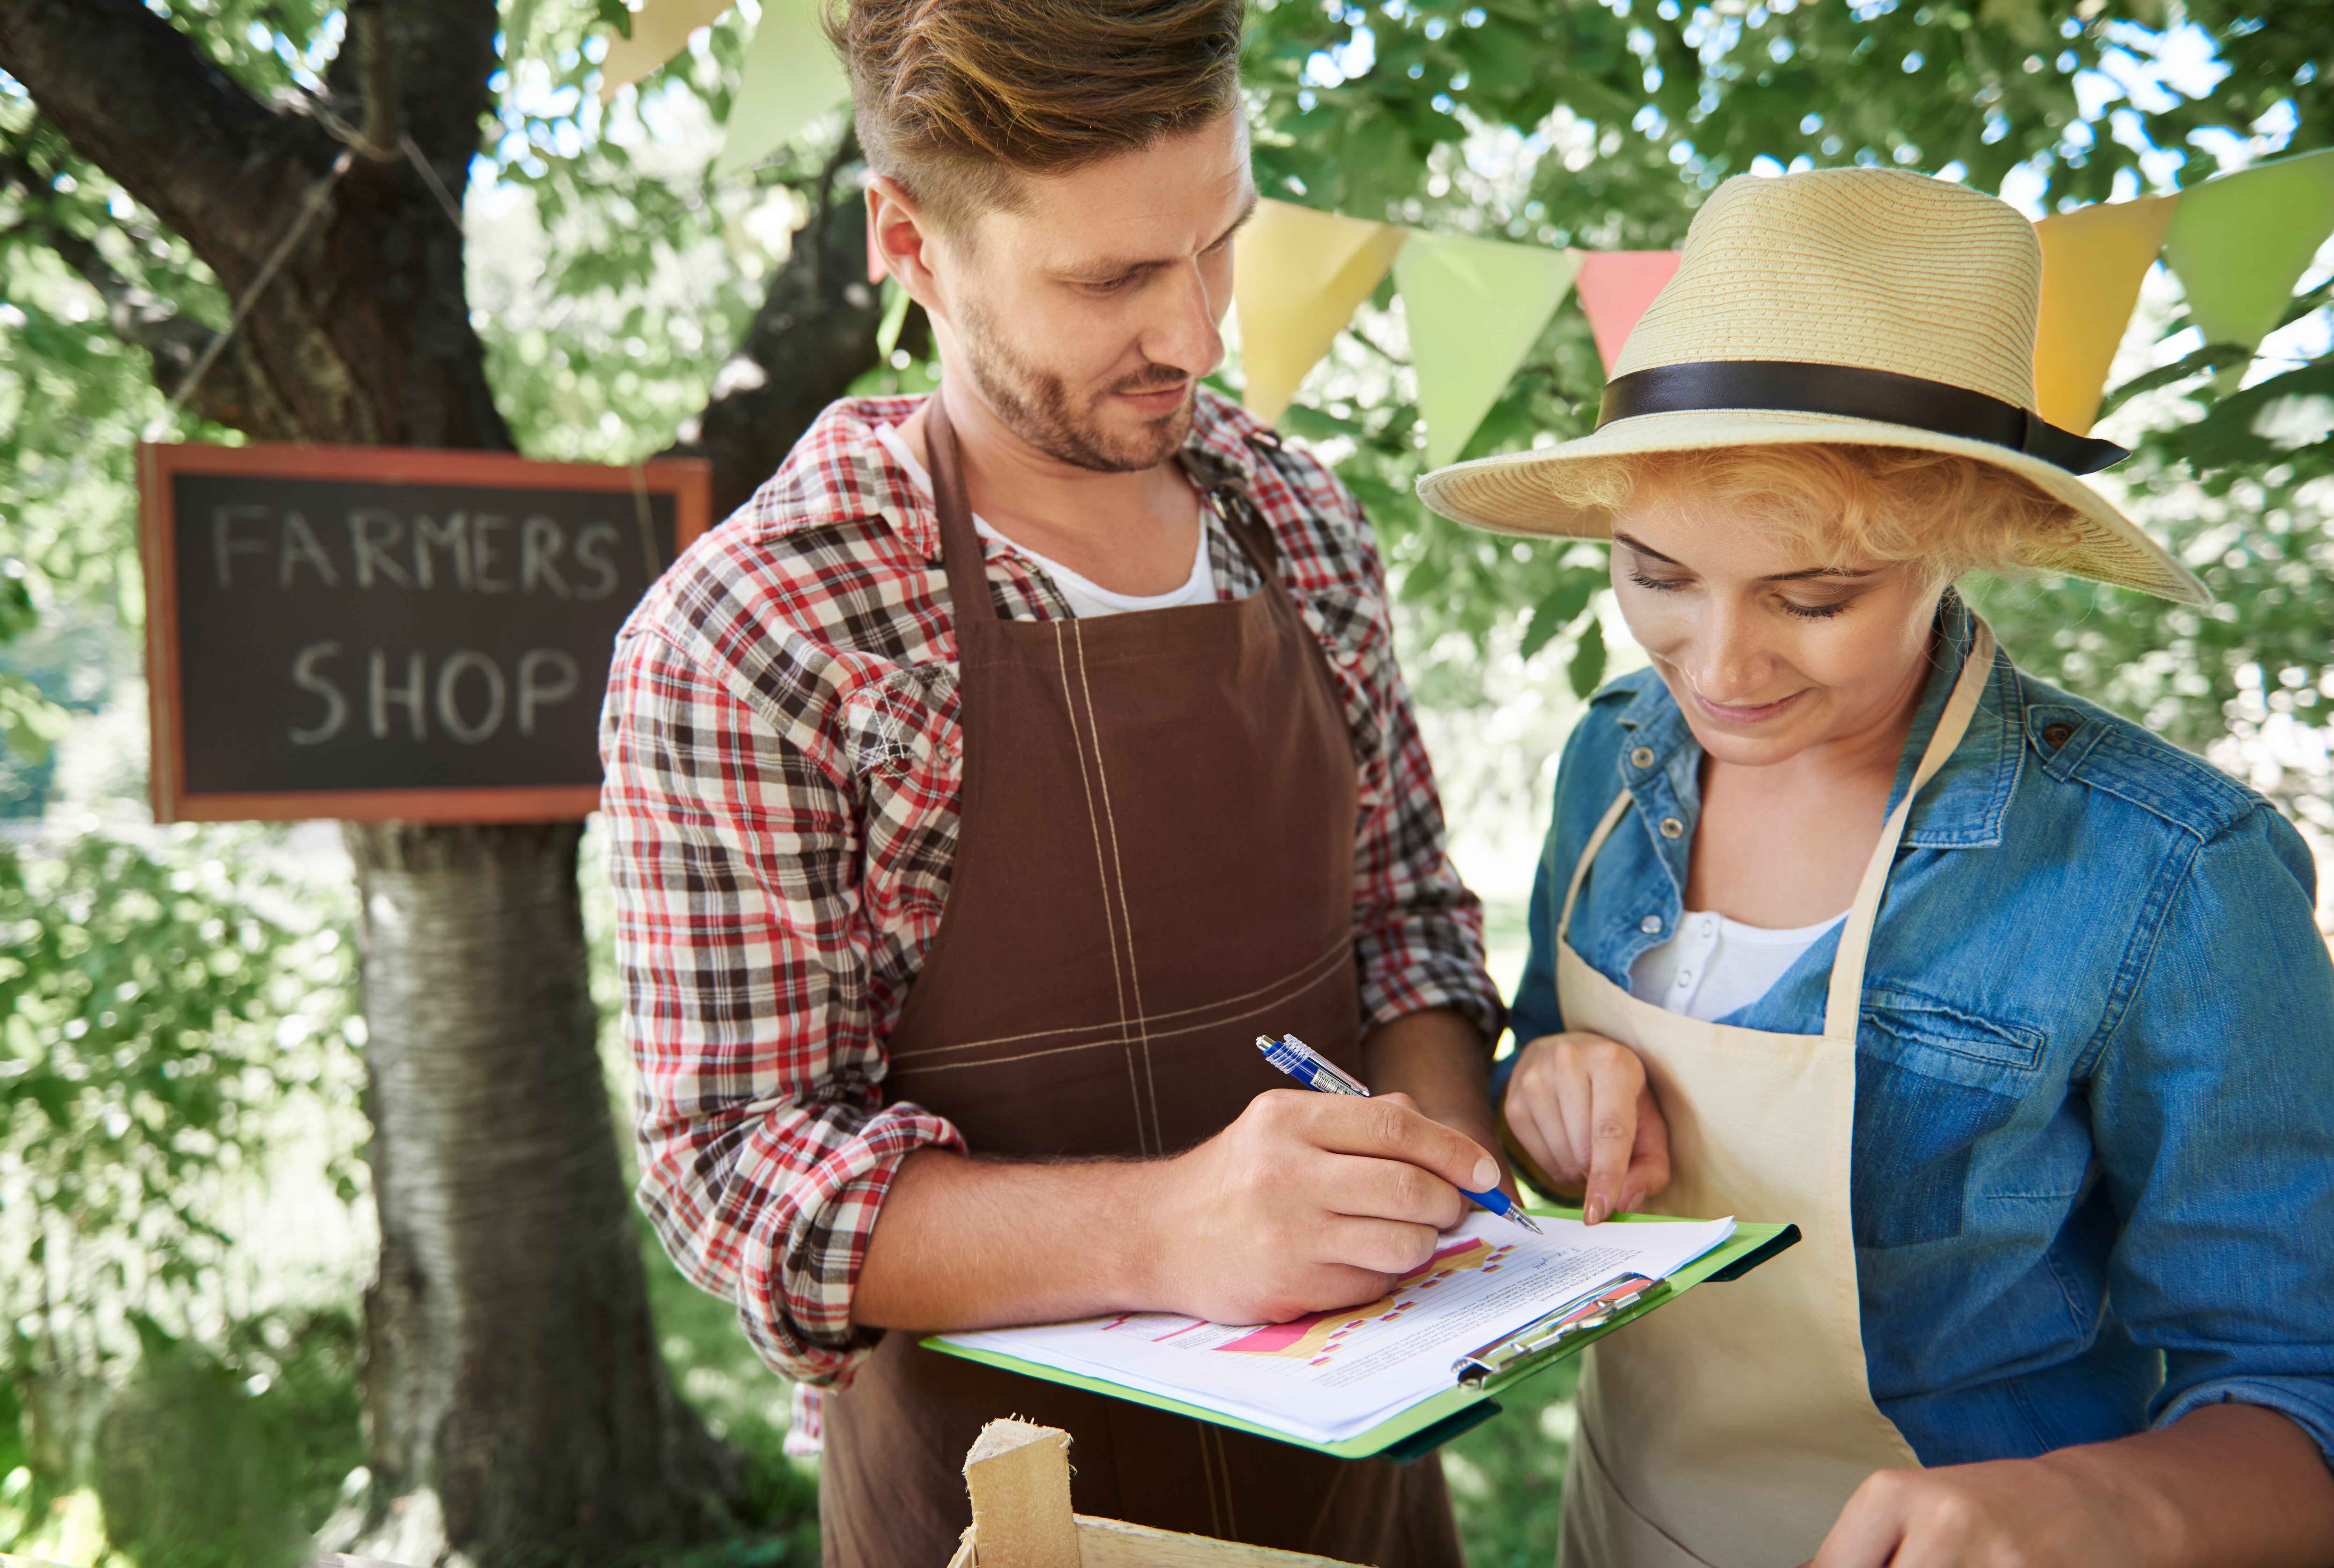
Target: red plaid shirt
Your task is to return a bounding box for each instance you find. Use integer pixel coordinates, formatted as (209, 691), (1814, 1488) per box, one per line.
(602, 390), (1500, 1396)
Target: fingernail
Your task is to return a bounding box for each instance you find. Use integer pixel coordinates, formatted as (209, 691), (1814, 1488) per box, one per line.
(1471, 1157), (1499, 1189)
(1584, 1195), (1607, 1226)
(1621, 1188), (1643, 1215)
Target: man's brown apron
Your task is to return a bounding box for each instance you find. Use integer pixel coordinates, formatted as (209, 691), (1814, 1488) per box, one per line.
(817, 394), (1462, 1568)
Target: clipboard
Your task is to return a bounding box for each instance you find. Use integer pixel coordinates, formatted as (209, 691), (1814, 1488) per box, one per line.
(923, 1208), (1800, 1461)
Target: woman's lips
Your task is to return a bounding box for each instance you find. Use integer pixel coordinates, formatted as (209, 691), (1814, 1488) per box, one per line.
(1690, 686), (1807, 725)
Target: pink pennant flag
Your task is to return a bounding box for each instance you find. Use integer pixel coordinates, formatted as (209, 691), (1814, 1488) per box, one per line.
(1576, 250), (1683, 373)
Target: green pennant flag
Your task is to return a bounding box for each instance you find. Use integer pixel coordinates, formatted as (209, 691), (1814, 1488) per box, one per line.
(2162, 146), (2334, 352)
(1394, 232), (1584, 468)
(712, 0), (851, 180)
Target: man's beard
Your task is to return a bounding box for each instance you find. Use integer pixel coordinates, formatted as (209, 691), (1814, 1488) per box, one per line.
(957, 300), (1194, 473)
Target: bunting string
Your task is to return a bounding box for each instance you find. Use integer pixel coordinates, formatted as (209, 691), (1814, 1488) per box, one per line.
(593, 1), (2334, 466)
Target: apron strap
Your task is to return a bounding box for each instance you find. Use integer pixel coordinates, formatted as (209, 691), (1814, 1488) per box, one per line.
(1820, 616), (1996, 1037)
(1557, 789), (1636, 946)
(924, 390), (1000, 630)
(1550, 616), (1999, 1039)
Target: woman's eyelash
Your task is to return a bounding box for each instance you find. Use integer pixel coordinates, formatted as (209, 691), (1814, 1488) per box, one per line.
(1628, 567), (1852, 620)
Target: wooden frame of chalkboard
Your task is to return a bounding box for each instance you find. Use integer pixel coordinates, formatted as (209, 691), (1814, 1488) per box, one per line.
(139, 441), (711, 823)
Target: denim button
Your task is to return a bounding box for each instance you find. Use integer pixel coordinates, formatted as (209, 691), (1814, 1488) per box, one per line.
(2043, 722), (2074, 748)
(1660, 817), (1684, 839)
(1640, 914), (1663, 934)
(1629, 746), (1655, 769)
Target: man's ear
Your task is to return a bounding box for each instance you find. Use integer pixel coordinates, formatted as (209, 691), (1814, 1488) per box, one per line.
(866, 174), (945, 319)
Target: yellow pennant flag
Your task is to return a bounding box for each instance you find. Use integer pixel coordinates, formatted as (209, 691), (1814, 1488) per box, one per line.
(2032, 194), (2178, 433)
(2162, 147), (2334, 352)
(712, 0), (852, 179)
(598, 0), (738, 102)
(1395, 232), (1583, 467)
(1233, 199), (1409, 425)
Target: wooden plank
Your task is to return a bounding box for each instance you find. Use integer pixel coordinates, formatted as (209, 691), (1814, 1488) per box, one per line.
(1072, 1516), (1373, 1568)
(962, 1418), (1080, 1567)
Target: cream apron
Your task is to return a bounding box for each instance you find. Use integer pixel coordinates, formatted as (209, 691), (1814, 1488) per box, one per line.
(1554, 622), (1996, 1568)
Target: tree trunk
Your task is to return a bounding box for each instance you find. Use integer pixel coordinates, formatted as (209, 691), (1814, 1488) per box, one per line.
(341, 824), (735, 1566)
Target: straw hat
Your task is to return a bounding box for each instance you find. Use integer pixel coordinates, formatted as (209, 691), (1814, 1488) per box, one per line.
(1415, 167), (2207, 604)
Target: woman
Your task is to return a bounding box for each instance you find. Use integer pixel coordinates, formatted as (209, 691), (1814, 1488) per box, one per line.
(1417, 167), (2334, 1568)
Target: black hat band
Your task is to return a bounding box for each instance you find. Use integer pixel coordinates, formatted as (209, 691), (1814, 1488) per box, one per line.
(1597, 359), (2129, 475)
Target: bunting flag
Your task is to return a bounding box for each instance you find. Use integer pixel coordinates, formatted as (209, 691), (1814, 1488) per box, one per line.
(1394, 233), (1584, 466)
(2032, 193), (2180, 433)
(1574, 250), (1683, 373)
(2162, 147), (2334, 352)
(1233, 199), (1409, 424)
(712, 0), (852, 179)
(597, 0), (737, 102)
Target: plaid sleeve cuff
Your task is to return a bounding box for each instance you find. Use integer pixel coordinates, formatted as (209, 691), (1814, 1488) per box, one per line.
(639, 1096), (966, 1389)
(1357, 906), (1507, 1051)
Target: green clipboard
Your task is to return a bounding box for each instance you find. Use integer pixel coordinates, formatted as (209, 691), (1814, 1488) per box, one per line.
(923, 1209), (1799, 1461)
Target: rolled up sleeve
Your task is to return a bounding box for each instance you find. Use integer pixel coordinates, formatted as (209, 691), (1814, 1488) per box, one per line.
(2087, 804), (2334, 1462)
(1334, 515), (1503, 1050)
(603, 621), (963, 1389)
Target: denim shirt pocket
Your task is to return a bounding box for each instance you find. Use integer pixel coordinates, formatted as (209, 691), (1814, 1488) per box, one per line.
(1854, 985), (2047, 1248)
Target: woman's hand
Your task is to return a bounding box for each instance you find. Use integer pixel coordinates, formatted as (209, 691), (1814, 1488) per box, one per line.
(1803, 1458), (2169, 1568)
(1806, 1406), (2334, 1568)
(1500, 1032), (1670, 1224)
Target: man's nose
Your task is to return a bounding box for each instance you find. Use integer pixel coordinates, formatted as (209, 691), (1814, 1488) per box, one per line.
(1142, 259), (1227, 378)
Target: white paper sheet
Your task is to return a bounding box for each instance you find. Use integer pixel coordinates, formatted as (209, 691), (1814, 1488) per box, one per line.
(939, 1213), (1735, 1443)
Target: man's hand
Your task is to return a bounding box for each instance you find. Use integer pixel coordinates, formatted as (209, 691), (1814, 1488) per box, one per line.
(1142, 1088), (1501, 1326)
(1502, 1031), (1670, 1224)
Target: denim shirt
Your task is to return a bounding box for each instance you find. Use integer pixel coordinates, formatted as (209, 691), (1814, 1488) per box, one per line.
(1502, 600), (2334, 1468)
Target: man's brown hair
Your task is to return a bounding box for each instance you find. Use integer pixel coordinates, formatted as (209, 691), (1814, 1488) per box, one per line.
(829, 0), (1246, 232)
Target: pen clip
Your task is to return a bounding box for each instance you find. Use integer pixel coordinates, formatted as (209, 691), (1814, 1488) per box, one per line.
(1450, 1273), (1667, 1387)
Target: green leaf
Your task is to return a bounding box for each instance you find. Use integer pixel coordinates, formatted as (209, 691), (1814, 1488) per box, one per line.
(1519, 570), (1599, 661)
(1568, 617), (1608, 700)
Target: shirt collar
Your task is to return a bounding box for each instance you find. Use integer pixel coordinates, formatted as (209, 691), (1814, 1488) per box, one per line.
(806, 389), (1265, 563)
(1612, 594), (2022, 850)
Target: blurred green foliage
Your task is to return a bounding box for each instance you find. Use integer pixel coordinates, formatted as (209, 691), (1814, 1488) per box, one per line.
(0, 830), (355, 1547)
(3, 1), (2330, 1562)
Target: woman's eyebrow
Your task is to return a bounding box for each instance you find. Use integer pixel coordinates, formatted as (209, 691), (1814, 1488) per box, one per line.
(1613, 532), (1872, 583)
(1613, 531), (1684, 566)
(1761, 565), (1876, 582)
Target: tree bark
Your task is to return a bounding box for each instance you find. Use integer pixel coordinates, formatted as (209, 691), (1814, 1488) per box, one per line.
(343, 824), (735, 1563)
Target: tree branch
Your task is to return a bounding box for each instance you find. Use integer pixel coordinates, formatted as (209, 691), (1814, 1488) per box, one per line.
(0, 152), (266, 427)
(0, 0), (329, 279)
(671, 176), (889, 515)
(335, 0), (403, 162)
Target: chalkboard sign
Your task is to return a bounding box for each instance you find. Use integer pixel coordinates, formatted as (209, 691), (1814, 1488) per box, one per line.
(139, 441), (710, 823)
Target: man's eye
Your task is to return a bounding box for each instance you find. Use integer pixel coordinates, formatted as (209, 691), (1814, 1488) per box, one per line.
(1084, 273), (1139, 295)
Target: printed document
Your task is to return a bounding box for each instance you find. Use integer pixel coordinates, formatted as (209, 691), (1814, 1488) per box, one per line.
(938, 1213), (1734, 1442)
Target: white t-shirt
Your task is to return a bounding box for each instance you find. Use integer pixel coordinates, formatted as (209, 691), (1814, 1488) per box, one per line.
(874, 423), (1215, 618)
(1630, 906), (1846, 1024)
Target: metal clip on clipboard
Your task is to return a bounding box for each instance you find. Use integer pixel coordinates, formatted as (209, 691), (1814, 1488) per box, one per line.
(1450, 1272), (1670, 1388)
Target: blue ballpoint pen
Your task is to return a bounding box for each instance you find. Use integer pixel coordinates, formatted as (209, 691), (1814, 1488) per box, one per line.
(1256, 1032), (1545, 1235)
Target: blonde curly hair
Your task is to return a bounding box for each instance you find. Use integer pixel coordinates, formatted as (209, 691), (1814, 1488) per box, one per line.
(1546, 442), (2088, 584)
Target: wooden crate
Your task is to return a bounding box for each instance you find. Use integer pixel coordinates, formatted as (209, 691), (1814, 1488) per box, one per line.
(943, 1418), (1373, 1568)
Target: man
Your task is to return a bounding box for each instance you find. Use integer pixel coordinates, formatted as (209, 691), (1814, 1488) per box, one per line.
(601, 2), (1505, 1561)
